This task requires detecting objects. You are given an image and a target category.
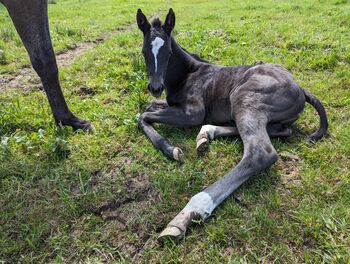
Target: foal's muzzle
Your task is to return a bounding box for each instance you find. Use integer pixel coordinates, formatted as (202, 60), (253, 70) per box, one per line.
(148, 83), (164, 98)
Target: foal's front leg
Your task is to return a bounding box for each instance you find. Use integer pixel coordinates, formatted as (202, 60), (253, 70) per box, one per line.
(139, 107), (204, 161)
(145, 99), (168, 112)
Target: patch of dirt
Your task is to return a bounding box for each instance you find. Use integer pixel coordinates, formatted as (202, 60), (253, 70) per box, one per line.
(96, 172), (160, 259)
(77, 86), (97, 96)
(70, 155), (162, 260)
(0, 23), (134, 92)
(274, 150), (303, 210)
(277, 151), (303, 187)
(97, 172), (158, 219)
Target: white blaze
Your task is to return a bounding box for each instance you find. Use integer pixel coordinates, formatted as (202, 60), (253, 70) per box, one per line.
(151, 37), (165, 73)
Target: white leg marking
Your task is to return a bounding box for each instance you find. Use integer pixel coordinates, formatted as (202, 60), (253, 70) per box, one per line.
(199, 125), (237, 140)
(182, 192), (215, 220)
(151, 37), (165, 73)
(199, 125), (217, 140)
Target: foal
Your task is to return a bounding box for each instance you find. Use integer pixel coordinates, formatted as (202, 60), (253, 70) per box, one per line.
(136, 9), (328, 240)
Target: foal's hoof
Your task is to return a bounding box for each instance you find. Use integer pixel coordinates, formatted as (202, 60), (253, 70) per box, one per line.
(158, 226), (184, 243)
(173, 147), (184, 162)
(158, 210), (196, 243)
(196, 136), (209, 153)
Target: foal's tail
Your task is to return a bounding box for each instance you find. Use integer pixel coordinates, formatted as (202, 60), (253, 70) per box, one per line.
(302, 88), (328, 142)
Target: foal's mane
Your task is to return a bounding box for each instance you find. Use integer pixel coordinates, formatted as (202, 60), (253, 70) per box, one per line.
(181, 47), (210, 63)
(151, 18), (162, 28)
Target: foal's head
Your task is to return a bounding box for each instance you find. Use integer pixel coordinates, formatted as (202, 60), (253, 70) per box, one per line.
(137, 8), (175, 97)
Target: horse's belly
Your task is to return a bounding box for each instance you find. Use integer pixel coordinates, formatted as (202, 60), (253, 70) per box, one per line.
(205, 98), (233, 123)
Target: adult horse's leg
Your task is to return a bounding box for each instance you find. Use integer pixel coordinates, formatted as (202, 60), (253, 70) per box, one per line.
(1, 0), (91, 131)
(159, 112), (278, 240)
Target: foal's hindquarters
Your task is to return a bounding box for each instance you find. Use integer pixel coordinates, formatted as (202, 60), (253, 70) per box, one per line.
(159, 64), (306, 240)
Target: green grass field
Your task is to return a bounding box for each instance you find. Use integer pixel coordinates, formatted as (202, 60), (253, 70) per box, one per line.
(1, 0), (349, 263)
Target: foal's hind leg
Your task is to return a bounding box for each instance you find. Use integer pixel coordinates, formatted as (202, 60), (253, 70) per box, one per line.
(1, 0), (91, 130)
(268, 123), (292, 137)
(196, 123), (291, 153)
(196, 125), (239, 152)
(159, 113), (278, 240)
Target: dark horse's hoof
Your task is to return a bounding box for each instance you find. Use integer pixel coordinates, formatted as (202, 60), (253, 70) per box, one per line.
(57, 115), (93, 132)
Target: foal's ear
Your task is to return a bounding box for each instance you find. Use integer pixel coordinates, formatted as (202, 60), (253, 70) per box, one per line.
(137, 9), (151, 34)
(163, 8), (175, 36)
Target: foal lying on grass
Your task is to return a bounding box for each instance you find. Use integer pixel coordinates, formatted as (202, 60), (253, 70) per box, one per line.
(136, 9), (328, 241)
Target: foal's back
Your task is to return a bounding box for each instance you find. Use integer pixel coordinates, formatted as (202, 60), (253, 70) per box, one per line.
(203, 63), (306, 124)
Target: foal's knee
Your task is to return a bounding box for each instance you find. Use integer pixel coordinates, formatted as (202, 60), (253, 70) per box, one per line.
(138, 112), (150, 127)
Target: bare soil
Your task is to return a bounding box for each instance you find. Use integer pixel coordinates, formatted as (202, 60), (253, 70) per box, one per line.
(0, 23), (134, 92)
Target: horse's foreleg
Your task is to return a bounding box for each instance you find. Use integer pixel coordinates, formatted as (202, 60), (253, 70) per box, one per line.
(145, 99), (168, 112)
(138, 107), (204, 161)
(159, 114), (278, 241)
(2, 0), (91, 131)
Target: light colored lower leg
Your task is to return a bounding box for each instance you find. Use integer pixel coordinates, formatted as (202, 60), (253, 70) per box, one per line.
(158, 191), (216, 241)
(196, 125), (239, 152)
(160, 120), (277, 242)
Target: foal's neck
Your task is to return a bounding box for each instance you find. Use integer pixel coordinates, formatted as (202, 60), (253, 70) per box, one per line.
(164, 37), (200, 90)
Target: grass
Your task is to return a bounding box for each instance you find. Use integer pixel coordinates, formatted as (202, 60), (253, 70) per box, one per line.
(0, 0), (350, 263)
